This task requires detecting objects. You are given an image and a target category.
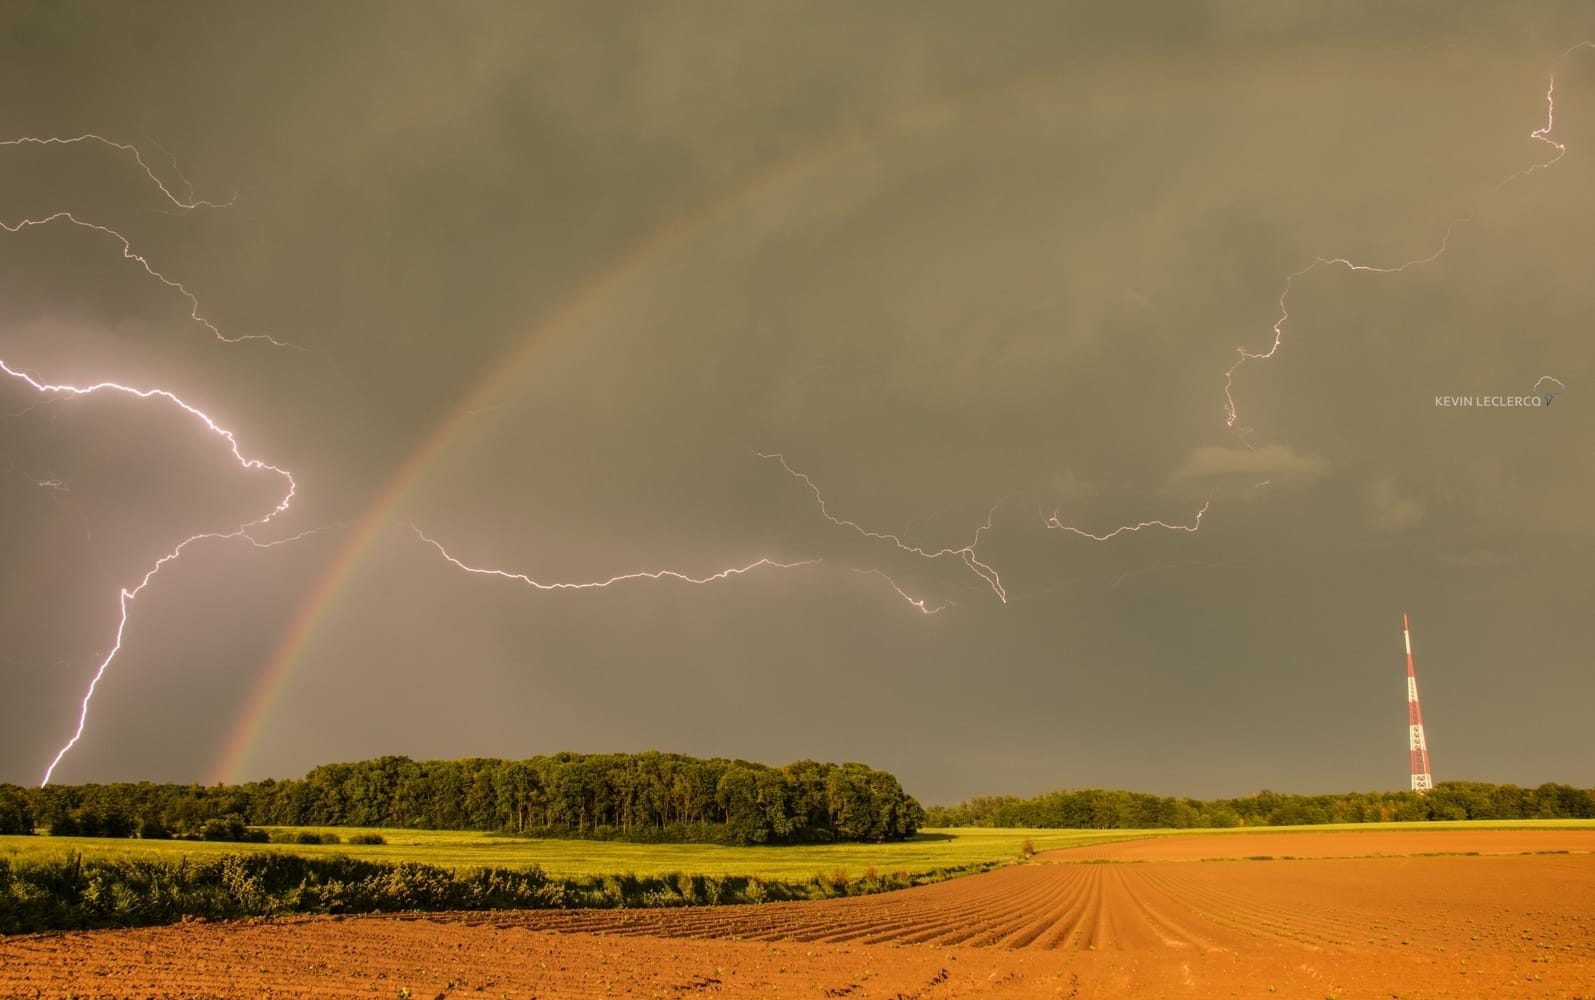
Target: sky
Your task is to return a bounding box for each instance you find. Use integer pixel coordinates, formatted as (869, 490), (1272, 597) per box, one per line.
(1, 1), (1592, 804)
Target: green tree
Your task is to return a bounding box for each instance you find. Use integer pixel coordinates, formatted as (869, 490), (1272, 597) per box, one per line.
(0, 784), (34, 835)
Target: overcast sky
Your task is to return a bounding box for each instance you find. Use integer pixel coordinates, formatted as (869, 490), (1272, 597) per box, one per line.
(2, 1), (1592, 804)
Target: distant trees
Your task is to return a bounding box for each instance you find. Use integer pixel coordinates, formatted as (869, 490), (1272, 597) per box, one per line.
(924, 781), (1595, 830)
(14, 753), (924, 847)
(0, 785), (34, 835)
(23, 766), (1589, 843)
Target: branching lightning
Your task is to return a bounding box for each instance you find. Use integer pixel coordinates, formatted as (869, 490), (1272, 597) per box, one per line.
(1223, 224), (1463, 440)
(2, 135), (313, 785)
(408, 523), (820, 590)
(8, 42), (1589, 785)
(0, 360), (299, 786)
(762, 44), (1591, 610)
(1224, 41), (1593, 438)
(1, 135), (302, 350)
(850, 568), (953, 615)
(0, 134), (235, 211)
(756, 451), (1008, 603)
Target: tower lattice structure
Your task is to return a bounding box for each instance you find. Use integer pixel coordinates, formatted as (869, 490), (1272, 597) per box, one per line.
(1404, 613), (1433, 793)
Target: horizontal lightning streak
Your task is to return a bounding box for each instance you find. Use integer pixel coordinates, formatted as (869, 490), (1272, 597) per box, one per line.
(1045, 500), (1210, 540)
(409, 522), (820, 590)
(756, 451), (1007, 602)
(0, 134), (236, 210)
(1, 211), (302, 350)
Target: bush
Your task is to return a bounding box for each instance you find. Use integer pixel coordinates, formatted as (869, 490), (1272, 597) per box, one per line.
(0, 849), (980, 935)
(346, 833), (385, 845)
(48, 815), (82, 838)
(0, 785), (34, 835)
(137, 817), (172, 840)
(195, 815), (269, 843)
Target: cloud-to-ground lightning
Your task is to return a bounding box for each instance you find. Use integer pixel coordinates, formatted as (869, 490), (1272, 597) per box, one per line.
(0, 359), (300, 786)
(1224, 42), (1593, 438)
(757, 451), (1008, 603)
(2, 135), (314, 784)
(11, 39), (1590, 787)
(408, 522), (820, 590)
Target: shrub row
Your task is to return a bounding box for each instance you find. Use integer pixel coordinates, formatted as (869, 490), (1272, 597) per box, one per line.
(0, 851), (990, 935)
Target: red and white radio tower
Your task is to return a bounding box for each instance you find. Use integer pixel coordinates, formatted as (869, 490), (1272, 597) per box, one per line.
(1404, 613), (1433, 793)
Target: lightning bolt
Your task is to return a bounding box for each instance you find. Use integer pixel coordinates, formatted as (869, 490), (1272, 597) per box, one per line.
(408, 522), (820, 590)
(2, 135), (316, 785)
(411, 520), (956, 617)
(0, 134), (236, 210)
(2, 449), (70, 492)
(850, 568), (953, 615)
(1045, 500), (1210, 540)
(757, 451), (1008, 603)
(763, 45), (1591, 603)
(761, 453), (1217, 609)
(0, 360), (300, 786)
(12, 43), (1590, 784)
(1225, 42), (1593, 438)
(1, 134), (303, 350)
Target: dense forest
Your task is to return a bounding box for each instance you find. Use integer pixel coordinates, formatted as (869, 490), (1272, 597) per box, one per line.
(7, 760), (1591, 847)
(0, 752), (924, 846)
(924, 781), (1595, 829)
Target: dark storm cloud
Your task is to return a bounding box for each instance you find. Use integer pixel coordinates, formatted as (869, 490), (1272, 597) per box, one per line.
(2, 1), (1593, 800)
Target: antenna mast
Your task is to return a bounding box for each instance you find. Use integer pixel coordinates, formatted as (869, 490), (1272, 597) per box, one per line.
(1404, 613), (1433, 792)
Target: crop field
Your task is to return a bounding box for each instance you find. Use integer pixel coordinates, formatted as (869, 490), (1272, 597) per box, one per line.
(4, 818), (1591, 878)
(9, 818), (1592, 872)
(5, 825), (1594, 997)
(0, 826), (1146, 879)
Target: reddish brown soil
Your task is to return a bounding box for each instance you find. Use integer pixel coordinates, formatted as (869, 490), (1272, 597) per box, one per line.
(4, 830), (1593, 998)
(1049, 827), (1595, 862)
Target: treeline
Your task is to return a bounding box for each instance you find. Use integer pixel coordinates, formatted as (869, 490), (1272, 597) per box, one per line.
(925, 781), (1595, 829)
(0, 851), (991, 935)
(0, 752), (924, 846)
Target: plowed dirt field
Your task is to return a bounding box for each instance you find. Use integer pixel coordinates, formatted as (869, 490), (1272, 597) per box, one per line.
(4, 829), (1592, 998)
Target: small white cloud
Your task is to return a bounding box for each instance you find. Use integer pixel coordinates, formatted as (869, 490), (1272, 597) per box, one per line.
(1045, 469), (1096, 501)
(1366, 477), (1425, 532)
(1168, 444), (1330, 485)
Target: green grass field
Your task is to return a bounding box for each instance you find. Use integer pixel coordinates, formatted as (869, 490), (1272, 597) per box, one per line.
(3, 820), (1590, 879)
(0, 827), (1129, 878)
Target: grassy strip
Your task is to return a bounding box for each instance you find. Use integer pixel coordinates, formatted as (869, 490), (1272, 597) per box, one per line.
(0, 851), (997, 935)
(6, 820), (1588, 935)
(4, 820), (1588, 877)
(1, 826), (1144, 878)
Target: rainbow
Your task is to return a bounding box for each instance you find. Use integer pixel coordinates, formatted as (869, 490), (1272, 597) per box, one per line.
(208, 202), (730, 783)
(209, 65), (1065, 783)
